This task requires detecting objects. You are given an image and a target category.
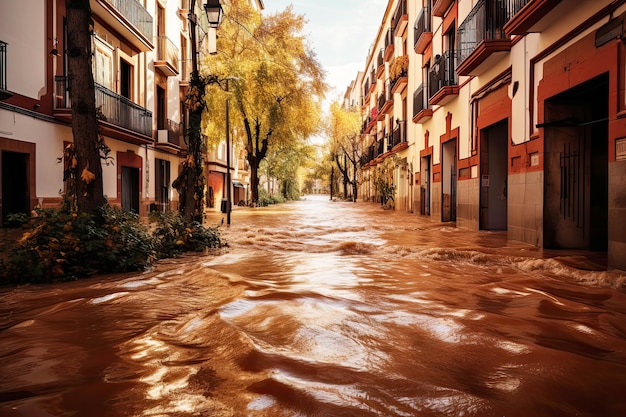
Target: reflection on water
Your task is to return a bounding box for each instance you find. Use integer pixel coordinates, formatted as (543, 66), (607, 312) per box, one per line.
(1, 195), (626, 416)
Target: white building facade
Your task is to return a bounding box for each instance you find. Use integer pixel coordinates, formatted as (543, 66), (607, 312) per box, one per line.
(0, 0), (257, 221)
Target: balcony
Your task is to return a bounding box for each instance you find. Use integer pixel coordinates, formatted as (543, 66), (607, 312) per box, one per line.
(156, 119), (184, 153)
(363, 77), (371, 99)
(456, 0), (512, 76)
(390, 55), (408, 94)
(433, 0), (454, 17)
(376, 130), (387, 158)
(412, 84), (433, 123)
(155, 36), (180, 76)
(54, 76), (152, 144)
(504, 0), (563, 36)
(377, 82), (393, 120)
(414, 6), (433, 55)
(384, 29), (395, 62)
(390, 120), (408, 151)
(362, 144), (375, 167)
(428, 50), (459, 106)
(392, 0), (408, 36)
(376, 48), (385, 78)
(93, 0), (154, 52)
(0, 41), (11, 100)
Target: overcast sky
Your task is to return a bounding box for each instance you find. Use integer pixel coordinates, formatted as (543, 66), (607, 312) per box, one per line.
(264, 1), (388, 103)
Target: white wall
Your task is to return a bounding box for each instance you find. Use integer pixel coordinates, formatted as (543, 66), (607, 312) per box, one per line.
(0, 0), (47, 99)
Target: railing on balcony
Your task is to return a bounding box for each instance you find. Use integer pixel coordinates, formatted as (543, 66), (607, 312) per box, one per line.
(55, 76), (152, 137)
(0, 41), (7, 93)
(156, 36), (180, 73)
(414, 6), (432, 48)
(102, 0), (153, 41)
(391, 120), (407, 148)
(180, 58), (192, 83)
(392, 0), (407, 32)
(413, 83), (429, 116)
(509, 0), (532, 18)
(158, 118), (182, 146)
(377, 89), (386, 112)
(428, 50), (457, 99)
(376, 137), (385, 157)
(384, 28), (394, 53)
(377, 48), (384, 69)
(457, 0), (511, 66)
(362, 116), (371, 133)
(370, 68), (376, 85)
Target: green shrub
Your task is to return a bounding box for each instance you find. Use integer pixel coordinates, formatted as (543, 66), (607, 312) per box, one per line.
(149, 211), (221, 259)
(4, 212), (30, 228)
(0, 206), (154, 284)
(257, 188), (287, 206)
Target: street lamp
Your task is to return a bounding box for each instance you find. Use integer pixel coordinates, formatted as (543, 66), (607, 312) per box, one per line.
(204, 0), (224, 28)
(174, 0), (222, 222)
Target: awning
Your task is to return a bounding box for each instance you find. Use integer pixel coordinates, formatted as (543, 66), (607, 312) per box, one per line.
(232, 181), (244, 188)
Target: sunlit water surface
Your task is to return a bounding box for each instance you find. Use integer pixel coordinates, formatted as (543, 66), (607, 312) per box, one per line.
(2, 195), (626, 417)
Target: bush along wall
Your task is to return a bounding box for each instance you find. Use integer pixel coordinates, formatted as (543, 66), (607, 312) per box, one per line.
(0, 206), (222, 285)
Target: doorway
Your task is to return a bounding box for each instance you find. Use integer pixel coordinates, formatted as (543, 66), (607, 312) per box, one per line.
(420, 155), (431, 215)
(480, 120), (508, 230)
(121, 166), (140, 213)
(442, 139), (457, 222)
(543, 73), (609, 250)
(155, 159), (170, 211)
(2, 151), (30, 224)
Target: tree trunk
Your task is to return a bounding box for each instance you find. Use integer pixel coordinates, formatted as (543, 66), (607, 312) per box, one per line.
(249, 155), (260, 203)
(173, 74), (205, 223)
(66, 0), (106, 214)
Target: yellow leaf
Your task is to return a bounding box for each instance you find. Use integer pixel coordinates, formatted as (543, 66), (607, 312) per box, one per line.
(176, 240), (184, 245)
(81, 168), (96, 184)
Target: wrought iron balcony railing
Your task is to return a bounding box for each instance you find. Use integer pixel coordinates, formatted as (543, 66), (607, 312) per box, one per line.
(457, 0), (512, 67)
(509, 0), (532, 18)
(101, 0), (153, 41)
(377, 48), (384, 69)
(384, 28), (394, 53)
(414, 6), (432, 48)
(391, 0), (408, 33)
(377, 89), (386, 112)
(55, 76), (152, 137)
(428, 50), (457, 99)
(391, 120), (407, 148)
(363, 77), (371, 98)
(156, 36), (180, 73)
(413, 83), (429, 116)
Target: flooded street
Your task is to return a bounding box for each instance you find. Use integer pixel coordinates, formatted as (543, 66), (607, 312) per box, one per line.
(2, 195), (626, 417)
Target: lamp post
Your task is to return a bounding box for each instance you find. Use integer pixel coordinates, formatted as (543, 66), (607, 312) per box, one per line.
(223, 77), (239, 225)
(225, 78), (232, 225)
(175, 0), (222, 222)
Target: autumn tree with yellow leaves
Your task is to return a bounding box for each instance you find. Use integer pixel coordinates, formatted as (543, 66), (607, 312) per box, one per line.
(326, 101), (363, 202)
(202, 3), (327, 203)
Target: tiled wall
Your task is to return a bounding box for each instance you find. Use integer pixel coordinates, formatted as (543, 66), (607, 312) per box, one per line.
(508, 171), (543, 247)
(457, 178), (479, 230)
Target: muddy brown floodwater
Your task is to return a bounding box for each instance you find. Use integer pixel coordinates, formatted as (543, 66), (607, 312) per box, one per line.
(2, 195), (626, 417)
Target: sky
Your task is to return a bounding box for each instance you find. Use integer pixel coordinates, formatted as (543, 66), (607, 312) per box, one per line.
(264, 0), (389, 105)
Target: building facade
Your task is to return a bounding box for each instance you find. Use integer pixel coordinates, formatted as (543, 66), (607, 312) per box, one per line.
(0, 0), (255, 224)
(351, 0), (626, 270)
